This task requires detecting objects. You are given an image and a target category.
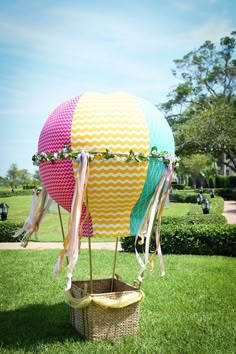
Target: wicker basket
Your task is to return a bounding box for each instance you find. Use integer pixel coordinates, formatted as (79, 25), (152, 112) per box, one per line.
(69, 278), (141, 340)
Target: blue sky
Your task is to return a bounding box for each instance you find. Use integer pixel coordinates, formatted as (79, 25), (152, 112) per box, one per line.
(0, 0), (235, 177)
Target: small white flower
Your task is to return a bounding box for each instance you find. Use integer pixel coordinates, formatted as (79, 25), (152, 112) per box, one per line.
(152, 150), (157, 155)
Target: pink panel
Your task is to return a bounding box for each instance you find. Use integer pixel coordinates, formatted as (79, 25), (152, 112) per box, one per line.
(38, 96), (79, 212)
(38, 96), (79, 153)
(39, 159), (74, 212)
(38, 95), (93, 236)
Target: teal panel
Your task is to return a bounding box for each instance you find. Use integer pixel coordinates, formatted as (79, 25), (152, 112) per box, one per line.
(130, 97), (174, 235)
(136, 97), (175, 154)
(130, 160), (165, 235)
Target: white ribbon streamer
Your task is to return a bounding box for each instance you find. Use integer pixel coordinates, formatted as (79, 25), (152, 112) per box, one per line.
(13, 188), (53, 247)
(64, 151), (88, 291)
(135, 168), (168, 283)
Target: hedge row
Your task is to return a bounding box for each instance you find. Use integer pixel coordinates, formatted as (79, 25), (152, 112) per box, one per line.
(0, 190), (33, 198)
(171, 183), (185, 190)
(192, 188), (236, 201)
(169, 193), (225, 213)
(22, 185), (37, 190)
(162, 214), (227, 225)
(171, 188), (236, 201)
(170, 191), (199, 203)
(121, 224), (236, 257)
(192, 197), (224, 215)
(0, 221), (23, 242)
(215, 188), (236, 201)
(215, 175), (236, 188)
(171, 176), (236, 189)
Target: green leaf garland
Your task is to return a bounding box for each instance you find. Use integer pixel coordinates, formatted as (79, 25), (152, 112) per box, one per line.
(32, 144), (177, 166)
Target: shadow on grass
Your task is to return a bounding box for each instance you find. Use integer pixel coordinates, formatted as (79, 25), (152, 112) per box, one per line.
(0, 302), (84, 351)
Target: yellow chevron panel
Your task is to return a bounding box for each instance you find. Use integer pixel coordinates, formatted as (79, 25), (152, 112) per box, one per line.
(71, 92), (150, 237)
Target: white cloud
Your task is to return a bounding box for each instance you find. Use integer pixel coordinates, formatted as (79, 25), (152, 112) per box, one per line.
(190, 17), (232, 44)
(171, 1), (196, 12)
(0, 10), (177, 106)
(1, 9), (233, 113)
(0, 8), (170, 70)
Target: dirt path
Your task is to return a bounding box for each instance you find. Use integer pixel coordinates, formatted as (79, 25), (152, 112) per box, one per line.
(223, 200), (236, 224)
(0, 241), (122, 251)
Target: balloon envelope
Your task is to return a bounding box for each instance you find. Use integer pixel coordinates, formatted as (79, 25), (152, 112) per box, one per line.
(38, 92), (174, 237)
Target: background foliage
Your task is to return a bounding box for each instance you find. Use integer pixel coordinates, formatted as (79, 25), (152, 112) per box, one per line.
(161, 31), (236, 181)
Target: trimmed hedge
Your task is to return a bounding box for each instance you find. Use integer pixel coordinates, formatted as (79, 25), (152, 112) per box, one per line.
(121, 194), (230, 255)
(121, 224), (236, 257)
(23, 185), (36, 190)
(0, 190), (33, 198)
(171, 189), (236, 201)
(188, 197), (224, 215)
(215, 175), (236, 188)
(215, 188), (236, 201)
(162, 214), (227, 225)
(193, 188), (236, 201)
(169, 192), (225, 213)
(171, 183), (185, 190)
(0, 221), (23, 242)
(169, 191), (196, 203)
(160, 224), (236, 256)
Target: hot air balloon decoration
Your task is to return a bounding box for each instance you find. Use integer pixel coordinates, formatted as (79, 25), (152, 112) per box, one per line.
(16, 92), (175, 340)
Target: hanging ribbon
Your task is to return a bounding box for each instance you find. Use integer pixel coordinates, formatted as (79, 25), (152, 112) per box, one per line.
(54, 151), (89, 290)
(134, 168), (168, 284)
(149, 162), (175, 276)
(13, 188), (53, 247)
(134, 162), (175, 285)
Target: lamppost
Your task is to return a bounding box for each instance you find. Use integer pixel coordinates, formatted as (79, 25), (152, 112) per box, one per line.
(0, 203), (9, 221)
(196, 193), (203, 205)
(199, 186), (204, 194)
(201, 198), (210, 214)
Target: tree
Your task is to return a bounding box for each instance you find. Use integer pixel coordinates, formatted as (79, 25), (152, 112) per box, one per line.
(6, 163), (20, 189)
(178, 154), (211, 188)
(162, 31), (236, 116)
(161, 31), (236, 172)
(33, 169), (42, 186)
(18, 169), (32, 186)
(0, 176), (5, 186)
(201, 160), (218, 188)
(176, 101), (236, 171)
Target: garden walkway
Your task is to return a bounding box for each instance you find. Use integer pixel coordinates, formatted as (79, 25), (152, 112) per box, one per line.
(222, 200), (236, 224)
(0, 200), (235, 250)
(0, 240), (122, 250)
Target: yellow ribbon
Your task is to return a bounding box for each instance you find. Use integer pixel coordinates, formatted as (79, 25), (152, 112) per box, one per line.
(66, 289), (144, 309)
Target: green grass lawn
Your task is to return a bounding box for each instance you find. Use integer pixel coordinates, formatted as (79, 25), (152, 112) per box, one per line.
(0, 195), (192, 243)
(0, 250), (235, 353)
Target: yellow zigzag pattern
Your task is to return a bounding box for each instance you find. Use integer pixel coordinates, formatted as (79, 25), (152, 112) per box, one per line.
(71, 92), (150, 237)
